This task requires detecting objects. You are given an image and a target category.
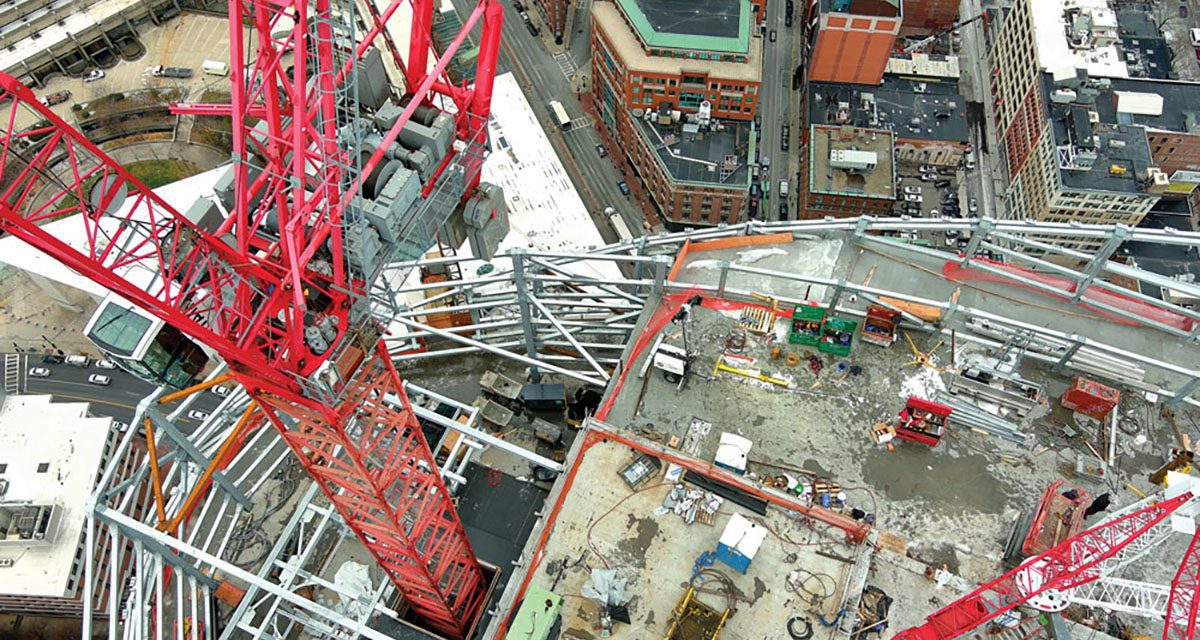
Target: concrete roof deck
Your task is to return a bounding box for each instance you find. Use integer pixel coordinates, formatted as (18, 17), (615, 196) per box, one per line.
(809, 125), (897, 200)
(522, 432), (867, 639)
(592, 2), (762, 83)
(595, 232), (1197, 591)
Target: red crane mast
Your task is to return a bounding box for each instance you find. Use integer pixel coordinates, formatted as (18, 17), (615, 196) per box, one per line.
(0, 0), (504, 635)
(895, 491), (1198, 640)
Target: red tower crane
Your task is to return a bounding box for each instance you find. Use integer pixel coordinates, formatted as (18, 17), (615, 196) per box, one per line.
(0, 0), (504, 636)
(895, 491), (1199, 640)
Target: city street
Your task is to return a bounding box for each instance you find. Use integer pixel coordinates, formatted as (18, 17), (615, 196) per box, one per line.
(959, 0), (1005, 220)
(5, 353), (222, 427)
(449, 0), (648, 239)
(757, 0), (799, 220)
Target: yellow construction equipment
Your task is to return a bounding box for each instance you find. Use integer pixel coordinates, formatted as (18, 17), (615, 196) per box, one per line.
(712, 355), (790, 387)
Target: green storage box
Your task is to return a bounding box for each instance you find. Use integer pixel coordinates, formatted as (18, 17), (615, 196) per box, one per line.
(818, 317), (858, 356)
(788, 305), (826, 346)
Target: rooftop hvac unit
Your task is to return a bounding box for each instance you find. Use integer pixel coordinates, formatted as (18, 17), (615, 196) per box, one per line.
(830, 149), (878, 171)
(0, 558), (13, 568)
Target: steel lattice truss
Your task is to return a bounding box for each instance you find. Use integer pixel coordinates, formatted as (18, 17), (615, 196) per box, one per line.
(0, 0), (506, 632)
(895, 492), (1195, 640)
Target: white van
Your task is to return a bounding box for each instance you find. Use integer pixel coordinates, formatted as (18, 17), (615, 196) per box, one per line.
(202, 60), (230, 77)
(65, 355), (91, 367)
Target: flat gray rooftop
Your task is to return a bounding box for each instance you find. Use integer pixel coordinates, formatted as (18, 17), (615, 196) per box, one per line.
(1097, 76), (1200, 134)
(1044, 74), (1155, 193)
(633, 114), (752, 187)
(809, 77), (970, 144)
(629, 0), (742, 39)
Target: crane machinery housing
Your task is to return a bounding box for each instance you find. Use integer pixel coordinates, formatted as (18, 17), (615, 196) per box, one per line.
(0, 0), (511, 636)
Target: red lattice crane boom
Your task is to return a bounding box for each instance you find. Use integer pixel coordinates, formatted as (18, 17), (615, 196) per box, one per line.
(0, 0), (503, 635)
(895, 491), (1197, 640)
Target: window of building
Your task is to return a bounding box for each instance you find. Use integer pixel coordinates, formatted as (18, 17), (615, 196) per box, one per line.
(0, 464), (5, 474)
(37, 463), (48, 473)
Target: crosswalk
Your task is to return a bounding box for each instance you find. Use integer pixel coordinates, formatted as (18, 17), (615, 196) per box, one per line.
(553, 52), (578, 80)
(567, 115), (593, 131)
(3, 353), (20, 395)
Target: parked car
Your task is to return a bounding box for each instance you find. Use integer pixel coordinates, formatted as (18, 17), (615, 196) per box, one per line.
(778, 202), (788, 219)
(943, 205), (961, 214)
(512, 0), (524, 10)
(65, 355), (90, 367)
(88, 374), (111, 386)
(95, 359), (117, 369)
(934, 179), (951, 188)
(596, 144), (608, 157)
(969, 197), (979, 213)
(919, 164), (937, 173)
(780, 125), (790, 152)
(211, 385), (231, 397)
(617, 180), (630, 196)
(82, 68), (105, 83)
(965, 157), (976, 170)
(187, 410), (210, 421)
(28, 367), (50, 378)
(903, 193), (922, 203)
(40, 354), (64, 364)
(39, 91), (71, 107)
(113, 421), (130, 434)
(920, 173), (939, 182)
(903, 186), (922, 195)
(769, 29), (777, 42)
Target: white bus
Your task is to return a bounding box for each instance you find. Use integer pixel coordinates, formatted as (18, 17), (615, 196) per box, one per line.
(549, 100), (571, 130)
(606, 207), (634, 243)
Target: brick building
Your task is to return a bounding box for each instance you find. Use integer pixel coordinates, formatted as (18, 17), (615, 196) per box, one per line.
(901, 0), (956, 34)
(529, 0), (569, 44)
(803, 0), (901, 85)
(591, 0), (761, 225)
(798, 125), (897, 218)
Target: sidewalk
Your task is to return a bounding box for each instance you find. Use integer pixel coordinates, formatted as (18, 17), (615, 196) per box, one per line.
(0, 266), (101, 357)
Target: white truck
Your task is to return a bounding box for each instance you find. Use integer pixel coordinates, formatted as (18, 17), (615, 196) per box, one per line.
(779, 180), (789, 197)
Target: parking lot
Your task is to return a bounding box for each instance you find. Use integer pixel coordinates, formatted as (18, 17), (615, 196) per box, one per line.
(13, 15), (248, 131)
(893, 157), (978, 249)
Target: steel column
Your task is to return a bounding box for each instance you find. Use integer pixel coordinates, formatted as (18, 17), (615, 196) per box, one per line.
(1074, 225), (1130, 301)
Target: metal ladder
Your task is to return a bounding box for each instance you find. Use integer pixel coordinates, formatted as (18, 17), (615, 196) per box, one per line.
(3, 353), (20, 395)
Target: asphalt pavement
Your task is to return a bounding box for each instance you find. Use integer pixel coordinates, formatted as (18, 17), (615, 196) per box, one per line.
(758, 1), (799, 220)
(6, 352), (222, 427)
(452, 0), (645, 241)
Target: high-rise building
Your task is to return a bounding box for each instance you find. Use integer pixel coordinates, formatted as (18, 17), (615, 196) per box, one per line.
(0, 396), (143, 618)
(590, 0), (762, 225)
(803, 0), (902, 85)
(986, 0), (1172, 246)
